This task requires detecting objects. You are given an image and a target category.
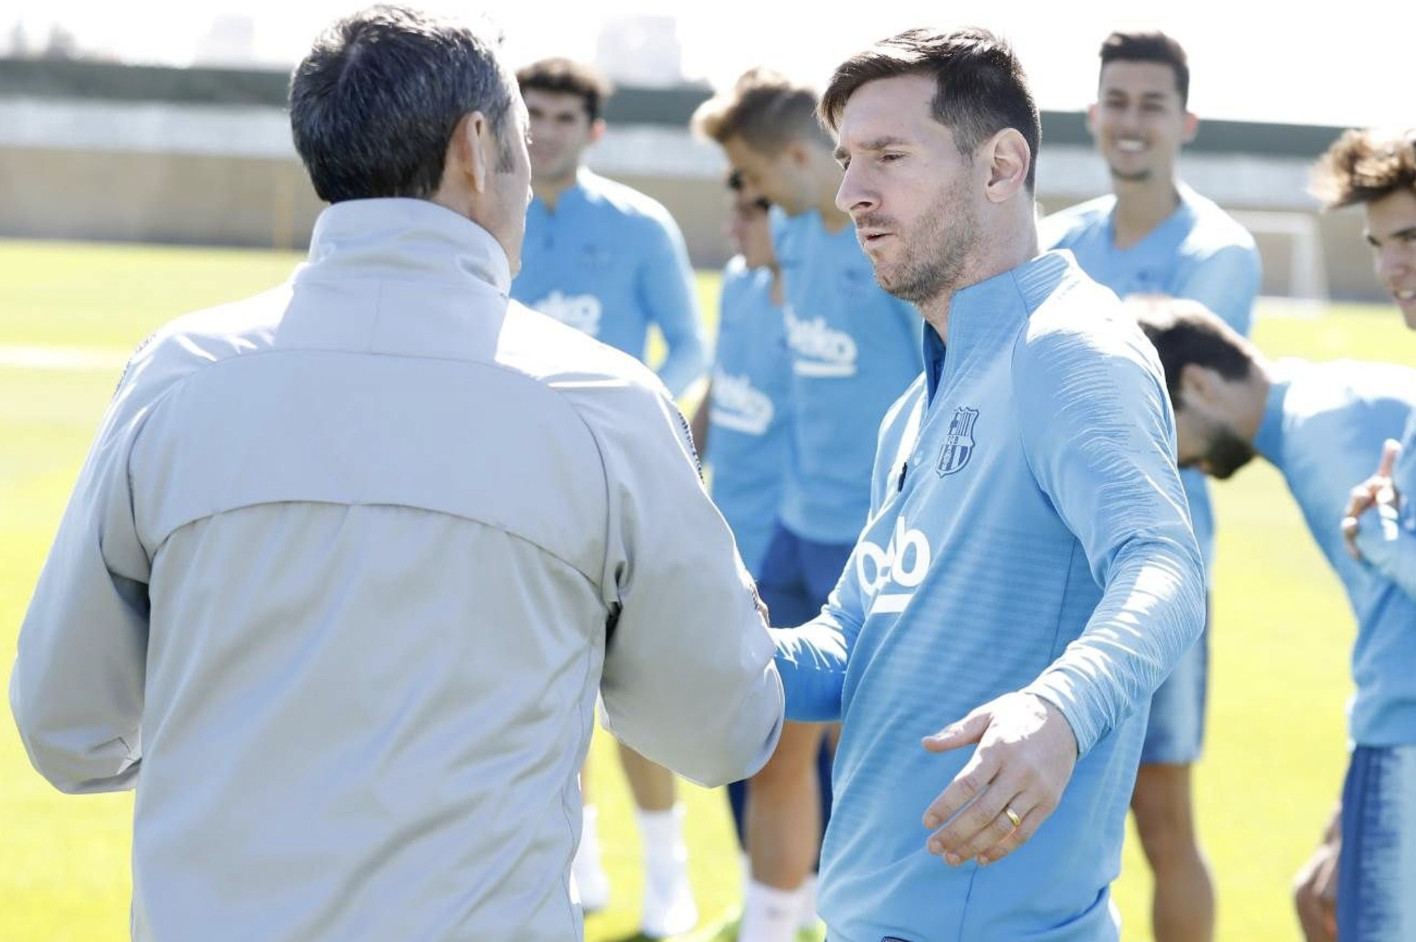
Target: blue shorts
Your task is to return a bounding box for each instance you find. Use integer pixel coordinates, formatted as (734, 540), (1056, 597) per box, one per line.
(755, 519), (855, 628)
(1140, 596), (1209, 765)
(1339, 743), (1416, 941)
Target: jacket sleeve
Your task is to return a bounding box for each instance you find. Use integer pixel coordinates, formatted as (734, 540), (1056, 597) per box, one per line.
(10, 355), (158, 794)
(769, 564), (861, 724)
(1354, 517), (1416, 599)
(1014, 314), (1207, 756)
(769, 383), (922, 723)
(590, 378), (783, 787)
(638, 216), (707, 397)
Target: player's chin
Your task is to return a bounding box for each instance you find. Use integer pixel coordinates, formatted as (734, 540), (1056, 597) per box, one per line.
(1395, 297), (1416, 330)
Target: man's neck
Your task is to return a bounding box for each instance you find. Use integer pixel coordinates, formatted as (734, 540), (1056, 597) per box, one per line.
(1237, 360), (1275, 442)
(917, 216), (1041, 343)
(1111, 175), (1181, 250)
(531, 167), (581, 213)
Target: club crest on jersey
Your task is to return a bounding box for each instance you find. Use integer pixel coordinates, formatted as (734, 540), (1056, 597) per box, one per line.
(936, 406), (979, 476)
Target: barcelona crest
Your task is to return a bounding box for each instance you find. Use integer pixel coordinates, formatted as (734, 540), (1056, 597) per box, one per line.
(936, 407), (979, 476)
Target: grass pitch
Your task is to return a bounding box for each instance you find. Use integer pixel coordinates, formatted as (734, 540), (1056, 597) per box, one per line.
(3, 238), (1415, 941)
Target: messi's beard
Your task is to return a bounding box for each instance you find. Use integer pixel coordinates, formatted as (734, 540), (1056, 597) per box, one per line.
(865, 176), (977, 306)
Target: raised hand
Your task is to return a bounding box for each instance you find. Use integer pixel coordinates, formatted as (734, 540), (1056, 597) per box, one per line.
(1343, 438), (1402, 560)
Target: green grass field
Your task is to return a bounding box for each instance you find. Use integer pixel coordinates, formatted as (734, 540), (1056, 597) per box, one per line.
(2, 238), (1415, 941)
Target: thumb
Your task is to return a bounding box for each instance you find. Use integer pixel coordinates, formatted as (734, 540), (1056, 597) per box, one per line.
(1378, 439), (1402, 479)
(923, 705), (992, 753)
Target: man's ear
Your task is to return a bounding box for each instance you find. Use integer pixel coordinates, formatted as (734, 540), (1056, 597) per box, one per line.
(588, 118), (607, 146)
(1181, 110), (1199, 146)
(448, 111), (491, 195)
(1085, 102), (1099, 140)
(982, 128), (1030, 204)
(785, 139), (812, 170)
(1178, 362), (1216, 404)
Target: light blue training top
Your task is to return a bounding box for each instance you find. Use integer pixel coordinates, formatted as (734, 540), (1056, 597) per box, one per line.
(773, 210), (923, 544)
(1351, 410), (1416, 603)
(1042, 184), (1261, 571)
(706, 257), (792, 576)
(1254, 359), (1416, 747)
(512, 168), (707, 396)
(772, 251), (1206, 942)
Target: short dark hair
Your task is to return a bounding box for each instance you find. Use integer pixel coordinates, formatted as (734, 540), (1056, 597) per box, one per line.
(289, 5), (515, 204)
(691, 67), (829, 154)
(516, 58), (613, 123)
(1099, 31), (1190, 107)
(819, 27), (1041, 191)
(1310, 128), (1416, 210)
(1129, 296), (1256, 406)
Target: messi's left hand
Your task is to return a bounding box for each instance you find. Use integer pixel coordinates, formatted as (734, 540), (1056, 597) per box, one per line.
(919, 692), (1078, 867)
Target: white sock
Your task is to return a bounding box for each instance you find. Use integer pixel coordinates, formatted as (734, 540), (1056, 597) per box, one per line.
(738, 880), (803, 942)
(572, 804), (610, 910)
(797, 873), (819, 929)
(636, 804), (688, 874)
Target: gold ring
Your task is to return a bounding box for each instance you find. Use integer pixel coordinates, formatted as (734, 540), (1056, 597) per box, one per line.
(1004, 807), (1022, 829)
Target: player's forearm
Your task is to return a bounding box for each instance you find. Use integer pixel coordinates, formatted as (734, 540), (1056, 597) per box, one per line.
(770, 618), (850, 723)
(1024, 536), (1206, 755)
(1354, 509), (1416, 600)
(655, 335), (708, 398)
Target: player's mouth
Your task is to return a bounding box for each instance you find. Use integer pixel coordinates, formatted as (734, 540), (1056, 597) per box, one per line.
(1392, 287), (1416, 327)
(1114, 138), (1147, 154)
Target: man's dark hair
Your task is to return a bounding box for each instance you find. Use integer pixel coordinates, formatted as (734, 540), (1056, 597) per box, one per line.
(1310, 128), (1416, 210)
(289, 5), (514, 204)
(1099, 31), (1190, 108)
(516, 58), (613, 123)
(1129, 297), (1256, 406)
(820, 27), (1041, 191)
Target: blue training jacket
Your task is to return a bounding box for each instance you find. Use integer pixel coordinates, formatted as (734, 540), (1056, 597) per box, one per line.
(773, 251), (1206, 942)
(706, 257), (792, 576)
(773, 210), (923, 544)
(513, 168), (706, 396)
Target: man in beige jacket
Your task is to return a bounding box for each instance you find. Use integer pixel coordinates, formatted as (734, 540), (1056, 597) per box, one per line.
(9, 7), (784, 941)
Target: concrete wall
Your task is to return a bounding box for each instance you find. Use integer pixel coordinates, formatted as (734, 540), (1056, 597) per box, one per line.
(0, 92), (1388, 304)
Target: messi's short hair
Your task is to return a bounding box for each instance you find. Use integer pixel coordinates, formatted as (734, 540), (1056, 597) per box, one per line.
(819, 27), (1041, 191)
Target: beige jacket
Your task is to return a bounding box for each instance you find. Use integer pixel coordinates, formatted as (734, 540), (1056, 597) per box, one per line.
(11, 198), (784, 941)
